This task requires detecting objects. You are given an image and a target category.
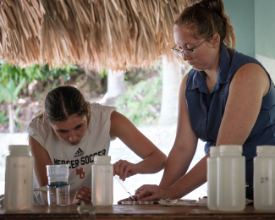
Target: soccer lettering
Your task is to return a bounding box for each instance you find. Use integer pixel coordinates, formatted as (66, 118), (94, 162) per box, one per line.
(54, 149), (107, 168)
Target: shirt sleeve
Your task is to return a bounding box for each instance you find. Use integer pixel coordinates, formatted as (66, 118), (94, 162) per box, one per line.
(27, 116), (51, 149)
(89, 103), (117, 140)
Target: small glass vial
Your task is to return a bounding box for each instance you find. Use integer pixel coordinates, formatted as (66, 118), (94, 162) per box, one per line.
(4, 145), (34, 211)
(207, 146), (220, 210)
(92, 156), (113, 206)
(254, 145), (275, 210)
(217, 145), (245, 211)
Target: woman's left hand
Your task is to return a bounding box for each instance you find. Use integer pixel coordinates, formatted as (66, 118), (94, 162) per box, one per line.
(113, 160), (139, 181)
(135, 184), (171, 202)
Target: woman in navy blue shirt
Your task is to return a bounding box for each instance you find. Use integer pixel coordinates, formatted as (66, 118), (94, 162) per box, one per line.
(135, 0), (275, 201)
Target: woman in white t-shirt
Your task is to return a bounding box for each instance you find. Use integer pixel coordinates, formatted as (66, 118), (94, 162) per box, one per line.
(28, 85), (167, 205)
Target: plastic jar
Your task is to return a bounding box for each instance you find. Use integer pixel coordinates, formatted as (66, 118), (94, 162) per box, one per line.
(217, 145), (245, 211)
(46, 164), (69, 185)
(4, 145), (34, 211)
(254, 145), (275, 210)
(207, 146), (219, 210)
(92, 156), (113, 206)
(46, 164), (70, 206)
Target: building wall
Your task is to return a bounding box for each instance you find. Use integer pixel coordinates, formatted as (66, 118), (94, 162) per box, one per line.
(224, 0), (275, 80)
(255, 0), (275, 80)
(223, 0), (255, 58)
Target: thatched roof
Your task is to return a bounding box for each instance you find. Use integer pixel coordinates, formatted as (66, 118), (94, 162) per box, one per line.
(0, 0), (196, 70)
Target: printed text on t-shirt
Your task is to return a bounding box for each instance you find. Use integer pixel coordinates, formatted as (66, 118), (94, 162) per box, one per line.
(53, 149), (107, 168)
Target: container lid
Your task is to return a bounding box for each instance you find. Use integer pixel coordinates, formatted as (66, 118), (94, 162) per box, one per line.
(257, 145), (275, 154)
(220, 145), (242, 154)
(9, 145), (30, 152)
(209, 146), (219, 155)
(46, 164), (69, 177)
(94, 155), (111, 162)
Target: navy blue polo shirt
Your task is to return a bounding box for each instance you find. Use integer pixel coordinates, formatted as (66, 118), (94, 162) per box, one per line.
(185, 46), (275, 183)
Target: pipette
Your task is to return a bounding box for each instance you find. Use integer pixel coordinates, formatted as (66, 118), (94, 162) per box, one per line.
(114, 176), (135, 201)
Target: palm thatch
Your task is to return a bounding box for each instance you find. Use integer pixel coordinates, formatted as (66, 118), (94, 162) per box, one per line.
(0, 0), (197, 70)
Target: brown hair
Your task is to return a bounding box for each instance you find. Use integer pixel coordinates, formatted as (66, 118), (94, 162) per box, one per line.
(44, 86), (89, 124)
(175, 0), (236, 49)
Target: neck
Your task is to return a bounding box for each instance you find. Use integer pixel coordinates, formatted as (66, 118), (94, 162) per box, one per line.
(204, 52), (220, 93)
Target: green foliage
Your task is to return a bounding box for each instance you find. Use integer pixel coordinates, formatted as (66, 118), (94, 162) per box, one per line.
(0, 62), (77, 104)
(115, 75), (162, 126)
(0, 63), (41, 84)
(98, 68), (107, 78)
(0, 78), (26, 104)
(0, 63), (76, 84)
(14, 105), (22, 129)
(14, 105), (21, 117)
(39, 64), (76, 81)
(0, 62), (78, 132)
(0, 110), (8, 125)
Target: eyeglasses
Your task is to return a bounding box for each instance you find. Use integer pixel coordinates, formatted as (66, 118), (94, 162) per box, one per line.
(171, 37), (211, 58)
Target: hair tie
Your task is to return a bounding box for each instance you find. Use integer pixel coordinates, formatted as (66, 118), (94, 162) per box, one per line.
(193, 1), (222, 18)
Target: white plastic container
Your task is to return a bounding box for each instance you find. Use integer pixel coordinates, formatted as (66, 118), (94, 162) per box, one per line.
(254, 145), (275, 210)
(207, 146), (219, 210)
(92, 156), (113, 206)
(217, 145), (245, 211)
(4, 145), (34, 211)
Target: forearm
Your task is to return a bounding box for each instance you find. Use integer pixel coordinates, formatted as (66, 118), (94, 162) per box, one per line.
(168, 153), (209, 199)
(135, 151), (167, 174)
(159, 149), (195, 188)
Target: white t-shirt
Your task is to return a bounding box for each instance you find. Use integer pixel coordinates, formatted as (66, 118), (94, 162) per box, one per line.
(27, 103), (116, 194)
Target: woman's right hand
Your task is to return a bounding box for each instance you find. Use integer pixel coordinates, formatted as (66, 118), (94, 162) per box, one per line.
(113, 160), (139, 181)
(72, 186), (92, 205)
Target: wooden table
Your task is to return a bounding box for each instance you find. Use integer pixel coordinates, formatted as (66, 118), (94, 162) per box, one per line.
(0, 205), (275, 220)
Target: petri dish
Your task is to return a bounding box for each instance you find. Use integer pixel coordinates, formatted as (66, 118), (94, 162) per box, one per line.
(121, 201), (138, 205)
(138, 201), (154, 205)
